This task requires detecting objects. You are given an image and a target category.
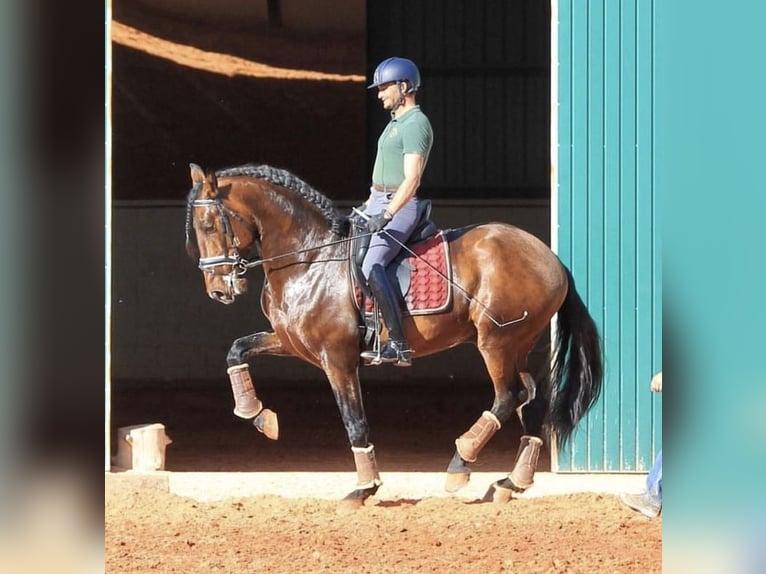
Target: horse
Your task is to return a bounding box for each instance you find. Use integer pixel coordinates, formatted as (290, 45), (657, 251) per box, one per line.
(185, 162), (603, 509)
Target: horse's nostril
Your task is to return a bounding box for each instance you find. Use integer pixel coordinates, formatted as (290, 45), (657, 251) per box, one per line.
(211, 290), (225, 300)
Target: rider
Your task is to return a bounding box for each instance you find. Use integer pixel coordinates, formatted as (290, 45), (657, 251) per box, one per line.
(358, 57), (434, 367)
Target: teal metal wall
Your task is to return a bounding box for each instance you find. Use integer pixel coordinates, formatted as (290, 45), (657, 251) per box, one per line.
(555, 0), (662, 471)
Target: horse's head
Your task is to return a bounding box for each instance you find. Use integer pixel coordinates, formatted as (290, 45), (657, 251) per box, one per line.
(185, 163), (259, 304)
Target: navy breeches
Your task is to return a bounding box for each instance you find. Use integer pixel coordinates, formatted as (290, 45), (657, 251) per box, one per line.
(362, 188), (419, 279)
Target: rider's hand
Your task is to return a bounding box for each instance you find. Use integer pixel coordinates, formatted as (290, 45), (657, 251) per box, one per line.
(366, 212), (390, 233)
(347, 205), (367, 227)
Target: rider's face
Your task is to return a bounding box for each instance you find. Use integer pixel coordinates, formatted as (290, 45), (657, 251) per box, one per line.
(377, 82), (400, 110)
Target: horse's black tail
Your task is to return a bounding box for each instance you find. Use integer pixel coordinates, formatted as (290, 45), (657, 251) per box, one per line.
(549, 266), (603, 449)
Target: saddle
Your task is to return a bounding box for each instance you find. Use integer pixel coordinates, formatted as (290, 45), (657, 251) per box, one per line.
(349, 200), (453, 347)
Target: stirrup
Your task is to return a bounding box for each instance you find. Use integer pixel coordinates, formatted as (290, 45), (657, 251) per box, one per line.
(360, 348), (380, 365)
(361, 340), (411, 367)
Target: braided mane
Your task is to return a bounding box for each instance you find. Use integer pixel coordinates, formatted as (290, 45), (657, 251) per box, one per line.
(216, 164), (348, 237)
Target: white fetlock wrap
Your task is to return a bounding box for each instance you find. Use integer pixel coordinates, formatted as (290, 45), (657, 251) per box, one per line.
(508, 435), (544, 490)
(351, 444), (382, 489)
(455, 411), (501, 463)
(227, 363), (263, 419)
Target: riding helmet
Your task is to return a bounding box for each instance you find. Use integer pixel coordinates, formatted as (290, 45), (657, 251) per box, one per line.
(367, 57), (421, 93)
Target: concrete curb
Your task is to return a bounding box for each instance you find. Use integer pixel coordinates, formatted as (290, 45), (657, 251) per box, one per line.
(106, 471), (646, 503)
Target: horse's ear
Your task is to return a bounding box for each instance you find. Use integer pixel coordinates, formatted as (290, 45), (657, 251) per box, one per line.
(194, 169), (219, 200)
(190, 163), (205, 185)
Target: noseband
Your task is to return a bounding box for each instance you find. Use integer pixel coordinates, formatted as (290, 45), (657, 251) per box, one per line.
(191, 198), (257, 277)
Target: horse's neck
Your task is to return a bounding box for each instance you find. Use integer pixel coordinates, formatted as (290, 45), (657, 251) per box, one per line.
(241, 189), (338, 264)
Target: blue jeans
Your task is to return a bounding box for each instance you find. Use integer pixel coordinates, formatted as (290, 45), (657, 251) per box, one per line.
(646, 449), (662, 506)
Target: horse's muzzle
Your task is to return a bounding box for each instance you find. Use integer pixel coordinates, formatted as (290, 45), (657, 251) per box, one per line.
(207, 274), (247, 304)
(210, 290), (236, 304)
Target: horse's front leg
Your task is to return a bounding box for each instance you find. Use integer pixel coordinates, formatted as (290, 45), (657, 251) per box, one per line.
(325, 365), (381, 512)
(225, 331), (291, 439)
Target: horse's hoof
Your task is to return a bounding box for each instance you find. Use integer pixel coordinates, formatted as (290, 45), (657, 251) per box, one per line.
(336, 497), (365, 514)
(482, 480), (514, 504)
(444, 472), (470, 493)
(253, 409), (279, 440)
(337, 487), (376, 513)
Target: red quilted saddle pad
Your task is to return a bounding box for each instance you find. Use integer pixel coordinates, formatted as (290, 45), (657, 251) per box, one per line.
(403, 232), (451, 314)
(355, 232), (452, 316)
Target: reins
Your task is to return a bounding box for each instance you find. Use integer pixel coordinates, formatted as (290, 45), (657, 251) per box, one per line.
(192, 196), (527, 328)
(240, 234), (365, 270)
(191, 196), (369, 275)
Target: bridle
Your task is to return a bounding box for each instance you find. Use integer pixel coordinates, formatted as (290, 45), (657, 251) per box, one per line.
(191, 197), (258, 277)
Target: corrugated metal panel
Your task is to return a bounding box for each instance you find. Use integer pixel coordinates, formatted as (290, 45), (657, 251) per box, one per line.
(556, 0), (662, 471)
(366, 0), (550, 199)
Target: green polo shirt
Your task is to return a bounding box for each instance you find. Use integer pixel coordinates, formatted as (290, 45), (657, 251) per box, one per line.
(371, 106), (433, 188)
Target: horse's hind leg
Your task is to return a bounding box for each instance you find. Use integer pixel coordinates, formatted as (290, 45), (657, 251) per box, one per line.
(510, 371), (546, 489)
(444, 347), (518, 493)
(484, 363), (547, 503)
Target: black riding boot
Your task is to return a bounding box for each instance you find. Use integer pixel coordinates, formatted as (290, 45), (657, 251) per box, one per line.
(361, 264), (411, 367)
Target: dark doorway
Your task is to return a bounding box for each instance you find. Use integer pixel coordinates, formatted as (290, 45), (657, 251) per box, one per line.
(366, 0), (551, 200)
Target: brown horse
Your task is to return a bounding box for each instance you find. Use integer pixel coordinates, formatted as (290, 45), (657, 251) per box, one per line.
(185, 162), (602, 508)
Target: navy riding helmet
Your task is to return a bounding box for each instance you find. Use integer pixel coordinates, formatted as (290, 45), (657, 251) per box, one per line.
(367, 57), (421, 94)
